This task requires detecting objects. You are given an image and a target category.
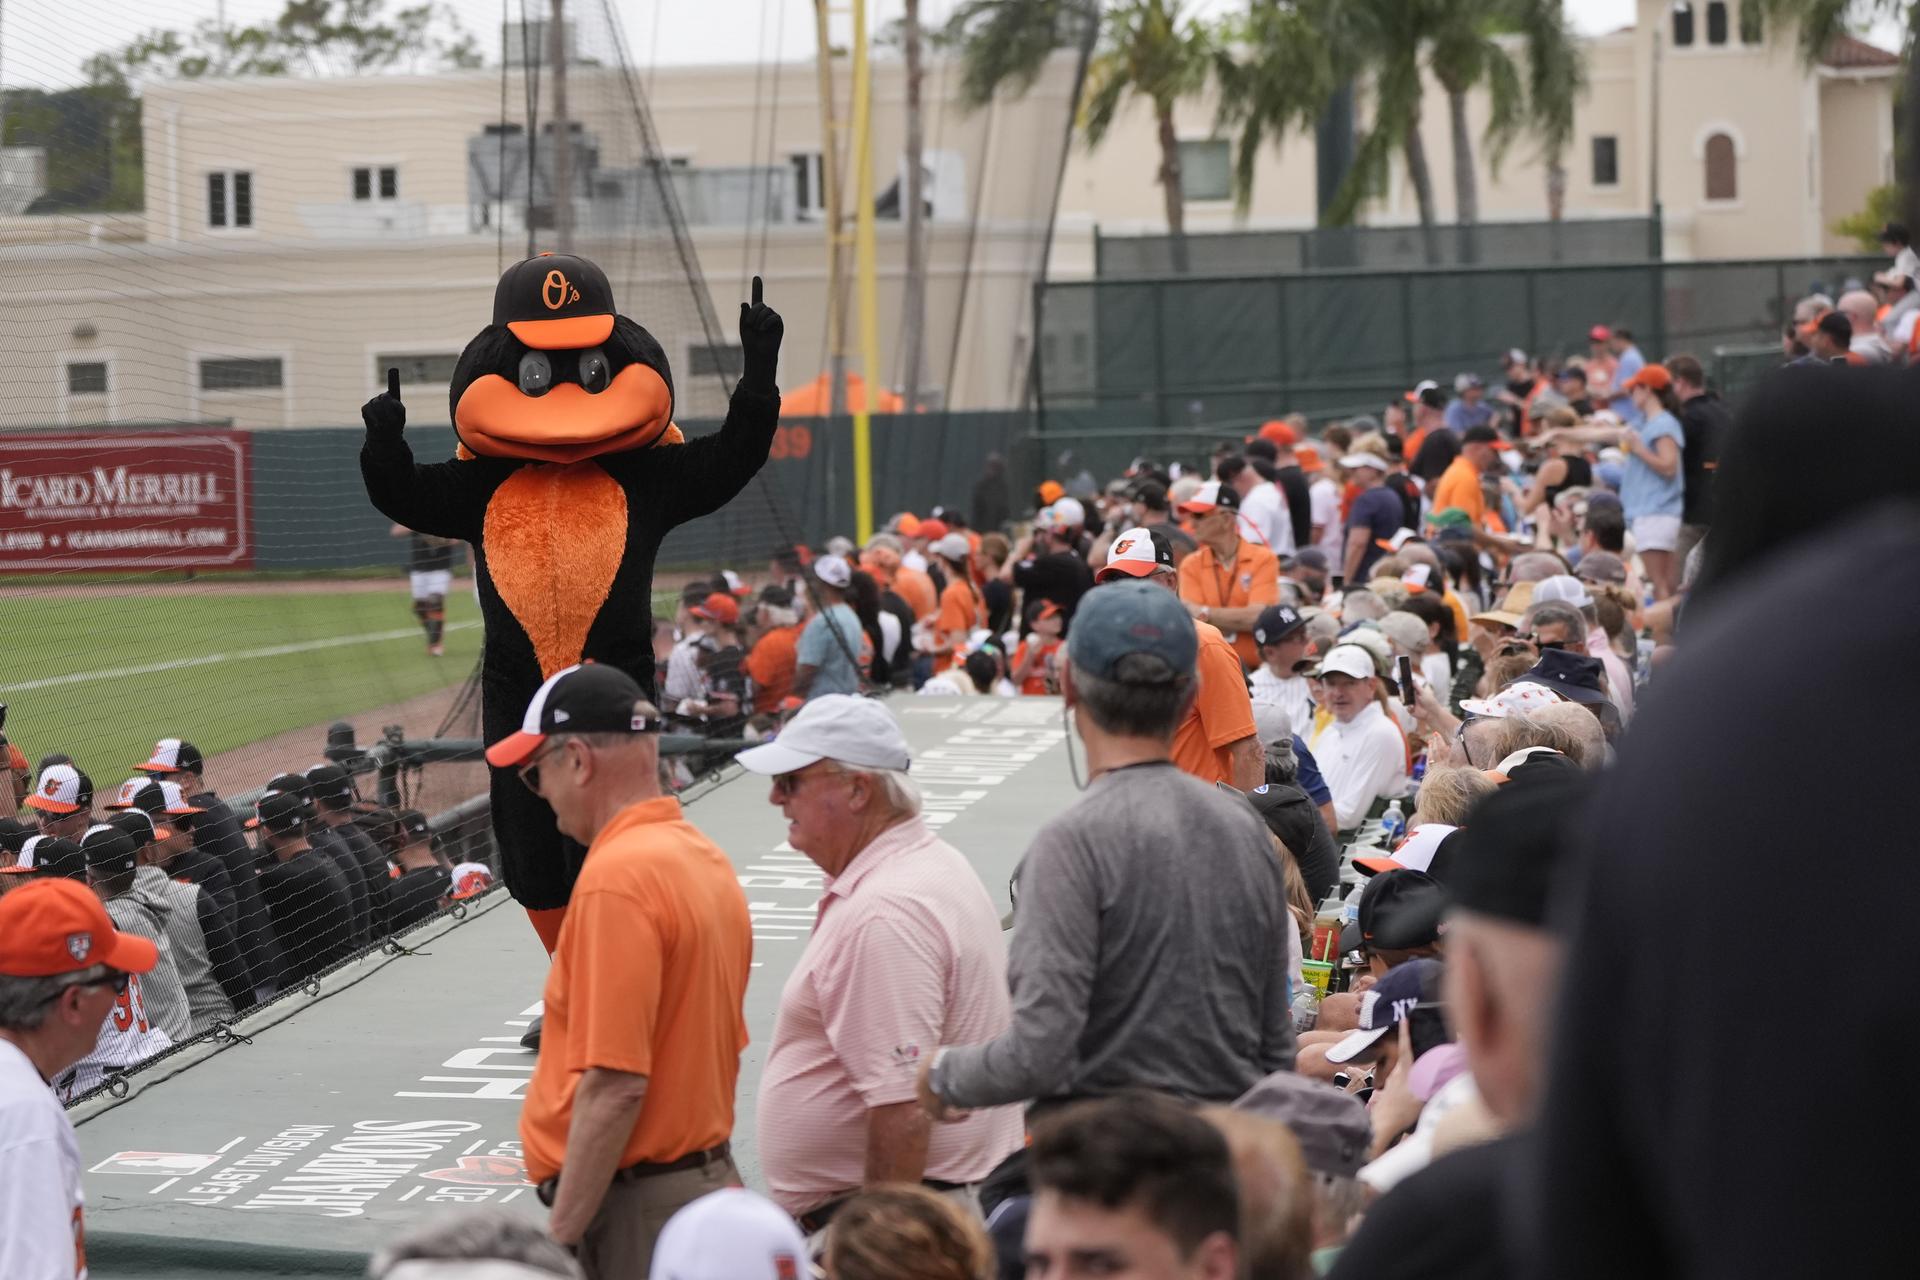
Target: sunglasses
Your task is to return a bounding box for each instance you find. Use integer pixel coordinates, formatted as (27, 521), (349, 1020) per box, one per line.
(515, 739), (567, 793)
(770, 765), (846, 800)
(1516, 634), (1568, 651)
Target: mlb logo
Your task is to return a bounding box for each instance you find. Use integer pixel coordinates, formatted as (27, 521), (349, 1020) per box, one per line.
(90, 1151), (218, 1176)
(66, 933), (91, 962)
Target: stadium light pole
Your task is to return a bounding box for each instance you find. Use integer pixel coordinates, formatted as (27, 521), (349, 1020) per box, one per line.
(850, 0), (880, 543)
(550, 0), (573, 253)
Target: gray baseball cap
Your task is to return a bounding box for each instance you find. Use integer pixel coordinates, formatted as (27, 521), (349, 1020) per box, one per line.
(1233, 1071), (1372, 1178)
(1066, 580), (1197, 683)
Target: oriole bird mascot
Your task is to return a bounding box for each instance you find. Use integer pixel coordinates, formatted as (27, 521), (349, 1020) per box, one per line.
(360, 253), (782, 955)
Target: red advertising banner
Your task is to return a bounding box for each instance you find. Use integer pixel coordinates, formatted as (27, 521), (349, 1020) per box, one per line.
(0, 432), (252, 570)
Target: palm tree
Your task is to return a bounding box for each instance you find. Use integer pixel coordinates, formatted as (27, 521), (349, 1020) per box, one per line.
(946, 0), (1216, 272)
(1080, 1), (1217, 271)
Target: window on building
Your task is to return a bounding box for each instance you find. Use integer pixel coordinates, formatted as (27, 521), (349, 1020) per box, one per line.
(1705, 1), (1729, 44)
(208, 170), (253, 228)
(200, 357), (283, 391)
(668, 155), (691, 170)
(1177, 139), (1232, 202)
(353, 166), (399, 201)
(66, 362), (108, 395)
(1704, 132), (1737, 201)
(687, 343), (742, 379)
(1591, 135), (1620, 187)
(1672, 3), (1694, 46)
(1739, 3), (1763, 42)
(377, 354), (460, 387)
(790, 152), (825, 217)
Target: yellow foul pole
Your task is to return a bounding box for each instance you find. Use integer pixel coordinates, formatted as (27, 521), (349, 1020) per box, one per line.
(849, 0), (880, 544)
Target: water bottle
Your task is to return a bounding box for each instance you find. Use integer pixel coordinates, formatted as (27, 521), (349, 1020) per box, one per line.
(1379, 799), (1407, 847)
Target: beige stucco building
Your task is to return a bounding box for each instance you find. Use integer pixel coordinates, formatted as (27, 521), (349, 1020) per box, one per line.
(0, 0), (1898, 430)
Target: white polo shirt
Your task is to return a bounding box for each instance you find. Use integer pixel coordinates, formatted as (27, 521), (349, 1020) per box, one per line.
(1309, 701), (1409, 830)
(1238, 481), (1294, 556)
(0, 1038), (87, 1278)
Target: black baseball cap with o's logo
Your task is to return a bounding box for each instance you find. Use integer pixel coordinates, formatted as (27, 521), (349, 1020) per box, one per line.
(493, 252), (617, 350)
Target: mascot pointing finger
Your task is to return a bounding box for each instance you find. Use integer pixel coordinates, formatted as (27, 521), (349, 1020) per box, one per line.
(361, 253), (782, 954)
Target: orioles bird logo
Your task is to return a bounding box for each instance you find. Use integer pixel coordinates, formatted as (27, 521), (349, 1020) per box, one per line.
(540, 269), (580, 311)
(44, 776), (60, 796)
(1113, 538), (1135, 556)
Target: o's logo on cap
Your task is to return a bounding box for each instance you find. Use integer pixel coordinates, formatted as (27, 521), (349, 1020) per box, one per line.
(540, 269), (580, 311)
(67, 933), (91, 962)
(43, 777), (59, 796)
(1113, 538), (1135, 555)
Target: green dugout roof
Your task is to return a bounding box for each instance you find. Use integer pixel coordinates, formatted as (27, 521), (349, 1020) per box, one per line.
(74, 696), (1073, 1277)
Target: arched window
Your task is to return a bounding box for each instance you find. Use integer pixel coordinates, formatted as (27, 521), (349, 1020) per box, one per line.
(1672, 3), (1695, 47)
(1704, 132), (1737, 201)
(1706, 1), (1729, 44)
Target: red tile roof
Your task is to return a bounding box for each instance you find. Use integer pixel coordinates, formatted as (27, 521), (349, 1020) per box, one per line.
(1821, 34), (1901, 70)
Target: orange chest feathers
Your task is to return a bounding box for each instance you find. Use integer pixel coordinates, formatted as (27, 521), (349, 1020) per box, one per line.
(482, 463), (628, 678)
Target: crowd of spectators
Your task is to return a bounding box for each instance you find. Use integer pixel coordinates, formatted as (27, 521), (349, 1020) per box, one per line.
(0, 732), (493, 1101)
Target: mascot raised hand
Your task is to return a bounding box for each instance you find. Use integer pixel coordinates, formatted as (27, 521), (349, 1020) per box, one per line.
(361, 253), (782, 954)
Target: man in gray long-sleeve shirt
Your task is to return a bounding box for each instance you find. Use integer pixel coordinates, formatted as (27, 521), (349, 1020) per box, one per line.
(916, 578), (1295, 1119)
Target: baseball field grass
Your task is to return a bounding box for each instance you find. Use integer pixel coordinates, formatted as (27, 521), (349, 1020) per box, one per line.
(5, 584), (486, 782)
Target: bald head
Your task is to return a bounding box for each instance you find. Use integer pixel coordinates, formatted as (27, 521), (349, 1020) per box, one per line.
(1838, 290), (1878, 333)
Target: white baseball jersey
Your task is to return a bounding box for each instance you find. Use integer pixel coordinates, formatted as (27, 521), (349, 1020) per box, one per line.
(0, 1038), (88, 1277)
(54, 973), (174, 1105)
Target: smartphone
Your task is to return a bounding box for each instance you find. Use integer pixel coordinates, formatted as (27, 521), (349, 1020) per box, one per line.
(1396, 655), (1416, 708)
(1330, 574), (1345, 593)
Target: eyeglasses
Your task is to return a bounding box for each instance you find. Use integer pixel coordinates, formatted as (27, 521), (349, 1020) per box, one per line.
(515, 739), (567, 793)
(770, 765), (845, 801)
(94, 971), (131, 996)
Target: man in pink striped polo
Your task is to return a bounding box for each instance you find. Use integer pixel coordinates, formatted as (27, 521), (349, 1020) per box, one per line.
(737, 695), (1022, 1238)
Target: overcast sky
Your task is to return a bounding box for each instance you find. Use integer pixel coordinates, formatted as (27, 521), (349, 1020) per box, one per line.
(11, 0), (1654, 89)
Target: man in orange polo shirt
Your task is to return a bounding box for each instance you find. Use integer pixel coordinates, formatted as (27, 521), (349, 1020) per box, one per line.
(1430, 423), (1501, 530)
(1174, 481), (1281, 672)
(743, 584), (805, 715)
(488, 663), (752, 1278)
(1099, 528), (1262, 791)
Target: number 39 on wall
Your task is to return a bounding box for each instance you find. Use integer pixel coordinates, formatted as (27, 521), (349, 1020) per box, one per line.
(769, 425), (813, 461)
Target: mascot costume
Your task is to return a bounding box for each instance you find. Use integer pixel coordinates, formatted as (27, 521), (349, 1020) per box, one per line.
(360, 253), (782, 954)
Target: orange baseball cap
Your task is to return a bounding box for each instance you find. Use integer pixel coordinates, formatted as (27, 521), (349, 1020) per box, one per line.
(1257, 419), (1299, 446)
(1037, 481), (1065, 506)
(690, 592), (740, 625)
(1294, 443), (1324, 472)
(0, 877), (158, 977)
(917, 518), (950, 541)
(1621, 364), (1671, 393)
(895, 513), (923, 537)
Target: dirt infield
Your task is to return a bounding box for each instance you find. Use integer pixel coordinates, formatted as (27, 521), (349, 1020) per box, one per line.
(198, 673), (489, 819)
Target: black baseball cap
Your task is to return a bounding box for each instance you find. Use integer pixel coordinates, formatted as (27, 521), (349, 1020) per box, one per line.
(493, 252), (616, 350)
(80, 824), (139, 875)
(1131, 479), (1170, 510)
(1252, 605), (1306, 646)
(0, 817), (31, 855)
(1518, 649), (1611, 707)
(486, 662), (661, 768)
(396, 808), (432, 845)
(304, 764), (355, 806)
(106, 810), (161, 849)
(758, 583), (795, 609)
(1341, 868), (1448, 954)
(1463, 424), (1501, 445)
(5, 835), (85, 881)
(246, 791), (309, 836)
(1449, 770), (1589, 929)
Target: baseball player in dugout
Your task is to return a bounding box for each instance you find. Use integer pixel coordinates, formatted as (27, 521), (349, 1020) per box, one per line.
(487, 663), (753, 1278)
(0, 878), (162, 1278)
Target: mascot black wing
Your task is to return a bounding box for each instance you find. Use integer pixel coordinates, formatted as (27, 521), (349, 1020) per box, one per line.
(359, 254), (782, 951)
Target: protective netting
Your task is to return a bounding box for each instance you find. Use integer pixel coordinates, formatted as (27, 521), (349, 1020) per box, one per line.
(0, 0), (1079, 1105)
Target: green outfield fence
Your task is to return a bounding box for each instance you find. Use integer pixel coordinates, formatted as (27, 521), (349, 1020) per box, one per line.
(1032, 254), (1886, 433)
